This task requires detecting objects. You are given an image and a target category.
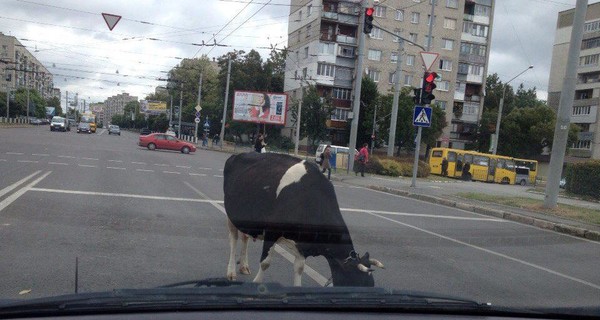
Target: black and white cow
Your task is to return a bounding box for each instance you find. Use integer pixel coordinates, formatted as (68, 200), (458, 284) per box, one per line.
(224, 152), (383, 287)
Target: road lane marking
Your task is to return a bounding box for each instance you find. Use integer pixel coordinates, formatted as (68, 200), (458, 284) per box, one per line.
(213, 175), (223, 178)
(78, 164), (97, 168)
(183, 181), (327, 287)
(81, 157), (99, 161)
(0, 171), (41, 199)
(136, 169), (154, 172)
(98, 129), (106, 135)
(189, 173), (207, 176)
(106, 166), (126, 170)
(163, 171), (180, 174)
(57, 155), (76, 159)
(31, 153), (49, 156)
(28, 187), (224, 203)
(0, 159), (6, 162)
(5, 152), (24, 155)
(176, 165), (191, 169)
(365, 211), (600, 291)
(0, 171), (52, 213)
(131, 161), (146, 165)
(198, 167), (213, 170)
(17, 160), (38, 163)
(154, 163), (169, 167)
(107, 159), (123, 163)
(341, 208), (505, 222)
(48, 162), (69, 166)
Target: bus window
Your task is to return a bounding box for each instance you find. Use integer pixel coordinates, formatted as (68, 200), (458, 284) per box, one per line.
(506, 159), (515, 170)
(473, 155), (489, 166)
(497, 159), (505, 168)
(432, 150), (443, 158)
(447, 152), (456, 162)
(464, 154), (473, 164)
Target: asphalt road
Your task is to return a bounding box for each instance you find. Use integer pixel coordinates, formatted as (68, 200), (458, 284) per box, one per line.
(0, 126), (599, 309)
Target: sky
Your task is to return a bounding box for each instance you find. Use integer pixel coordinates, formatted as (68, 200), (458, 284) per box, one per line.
(0, 0), (596, 110)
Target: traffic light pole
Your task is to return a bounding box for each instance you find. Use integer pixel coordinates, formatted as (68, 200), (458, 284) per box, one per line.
(219, 58), (232, 148)
(388, 38), (404, 156)
(411, 0), (436, 188)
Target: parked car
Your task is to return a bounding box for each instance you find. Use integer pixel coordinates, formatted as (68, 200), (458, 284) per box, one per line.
(138, 133), (196, 154)
(77, 122), (92, 134)
(108, 125), (121, 135)
(30, 118), (43, 125)
(314, 144), (357, 164)
(50, 116), (70, 132)
(140, 128), (152, 135)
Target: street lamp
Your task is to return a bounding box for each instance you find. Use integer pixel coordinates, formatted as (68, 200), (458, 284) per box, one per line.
(491, 65), (533, 155)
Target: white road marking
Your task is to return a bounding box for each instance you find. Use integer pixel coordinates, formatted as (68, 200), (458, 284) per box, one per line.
(163, 171), (180, 174)
(5, 152), (24, 155)
(0, 159), (6, 162)
(107, 159), (123, 163)
(131, 161), (146, 165)
(213, 175), (223, 178)
(48, 162), (69, 166)
(57, 155), (76, 159)
(81, 157), (99, 161)
(183, 181), (328, 287)
(189, 173), (207, 176)
(78, 164), (97, 168)
(365, 211), (600, 291)
(106, 166), (126, 170)
(341, 208), (504, 221)
(0, 171), (41, 199)
(98, 129), (106, 135)
(28, 187), (224, 204)
(0, 171), (51, 213)
(136, 169), (154, 172)
(17, 160), (38, 163)
(197, 167), (213, 170)
(218, 169), (224, 172)
(175, 165), (191, 169)
(428, 186), (442, 189)
(154, 163), (169, 167)
(31, 153), (49, 156)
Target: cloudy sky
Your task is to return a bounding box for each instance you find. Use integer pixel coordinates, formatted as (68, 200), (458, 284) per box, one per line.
(0, 0), (596, 110)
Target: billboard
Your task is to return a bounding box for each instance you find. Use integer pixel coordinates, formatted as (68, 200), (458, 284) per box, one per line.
(233, 91), (288, 125)
(140, 100), (167, 115)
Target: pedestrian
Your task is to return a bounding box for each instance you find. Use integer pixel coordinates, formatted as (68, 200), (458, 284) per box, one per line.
(441, 157), (448, 176)
(203, 133), (208, 147)
(254, 133), (266, 153)
(213, 134), (220, 146)
(321, 145), (332, 180)
(354, 143), (369, 177)
(462, 162), (471, 181)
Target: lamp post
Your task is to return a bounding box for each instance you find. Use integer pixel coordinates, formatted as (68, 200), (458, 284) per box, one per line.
(491, 65), (533, 155)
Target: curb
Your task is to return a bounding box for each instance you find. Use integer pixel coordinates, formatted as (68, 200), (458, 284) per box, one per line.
(366, 185), (600, 242)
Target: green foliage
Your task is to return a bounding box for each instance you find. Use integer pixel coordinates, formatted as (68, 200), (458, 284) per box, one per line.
(355, 77), (379, 148)
(366, 156), (430, 177)
(565, 160), (600, 200)
(148, 114), (169, 132)
(46, 96), (62, 116)
(290, 85), (333, 152)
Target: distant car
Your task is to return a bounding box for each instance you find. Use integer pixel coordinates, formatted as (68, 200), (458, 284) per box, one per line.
(30, 118), (43, 125)
(108, 125), (121, 135)
(77, 122), (92, 134)
(50, 116), (70, 132)
(560, 177), (567, 189)
(140, 128), (152, 135)
(138, 133), (196, 154)
(165, 129), (176, 136)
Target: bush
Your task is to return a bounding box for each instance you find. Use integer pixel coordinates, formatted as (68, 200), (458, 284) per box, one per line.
(366, 156), (430, 178)
(565, 160), (600, 200)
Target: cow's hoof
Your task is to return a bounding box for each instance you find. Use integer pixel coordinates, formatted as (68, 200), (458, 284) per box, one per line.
(227, 272), (237, 281)
(239, 265), (251, 275)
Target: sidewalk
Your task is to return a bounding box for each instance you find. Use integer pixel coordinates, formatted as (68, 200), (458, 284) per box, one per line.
(329, 171), (600, 241)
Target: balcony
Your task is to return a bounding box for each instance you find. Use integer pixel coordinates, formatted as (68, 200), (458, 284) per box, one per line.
(461, 33), (487, 44)
(578, 131), (594, 140)
(459, 52), (486, 64)
(569, 148), (592, 158)
(320, 31), (336, 42)
(322, 11), (338, 20)
(337, 13), (359, 25)
(572, 97), (598, 107)
(473, 15), (490, 25)
(466, 73), (484, 83)
(337, 34), (357, 45)
(463, 14), (474, 21)
(454, 90), (465, 101)
(571, 105), (598, 123)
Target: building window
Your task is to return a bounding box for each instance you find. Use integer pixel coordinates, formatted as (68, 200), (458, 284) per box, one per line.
(306, 24), (312, 38)
(319, 42), (335, 54)
(446, 0), (458, 8)
(572, 140), (592, 149)
(299, 10), (303, 20)
(579, 54), (599, 66)
(371, 27), (383, 40)
(442, 38), (454, 50)
(404, 74), (413, 86)
(406, 55), (415, 66)
(332, 88), (352, 100)
(317, 63), (335, 77)
(458, 63), (469, 74)
(374, 6), (386, 18)
(368, 69), (381, 82)
(444, 17), (456, 29)
(439, 59), (452, 71)
(438, 80), (450, 91)
(470, 65), (482, 75)
(437, 101), (447, 111)
(307, 4), (313, 16)
(582, 37), (600, 50)
(297, 30), (302, 43)
(302, 67), (307, 78)
(411, 12), (420, 24)
(393, 29), (402, 42)
(304, 46), (309, 58)
(391, 51), (399, 63)
(331, 108), (350, 121)
(584, 20), (600, 33)
(463, 22), (488, 37)
(395, 9), (404, 21)
(388, 72), (397, 84)
(408, 33), (417, 45)
(368, 49), (382, 61)
(294, 70), (298, 79)
(573, 106), (592, 115)
(474, 4), (490, 17)
(338, 45), (355, 57)
(427, 15), (436, 26)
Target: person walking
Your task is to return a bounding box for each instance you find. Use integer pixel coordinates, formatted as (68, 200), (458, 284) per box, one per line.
(321, 145), (332, 180)
(441, 157), (448, 176)
(254, 133), (266, 153)
(355, 143), (369, 177)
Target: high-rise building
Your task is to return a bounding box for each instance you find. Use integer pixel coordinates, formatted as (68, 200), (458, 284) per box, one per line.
(283, 0), (494, 149)
(0, 32), (54, 100)
(548, 2), (600, 160)
(104, 93), (138, 125)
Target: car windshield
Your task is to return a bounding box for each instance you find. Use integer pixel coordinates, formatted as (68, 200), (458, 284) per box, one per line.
(1, 1), (600, 319)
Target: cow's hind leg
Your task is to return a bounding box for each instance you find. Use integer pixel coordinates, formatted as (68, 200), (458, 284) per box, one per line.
(226, 219), (239, 280)
(238, 233), (251, 275)
(253, 235), (276, 283)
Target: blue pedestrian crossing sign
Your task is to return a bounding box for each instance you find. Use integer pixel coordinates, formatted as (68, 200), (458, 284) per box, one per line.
(413, 105), (432, 127)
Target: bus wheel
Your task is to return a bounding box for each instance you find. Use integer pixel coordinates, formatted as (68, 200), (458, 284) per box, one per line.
(501, 177), (510, 184)
(520, 179), (527, 186)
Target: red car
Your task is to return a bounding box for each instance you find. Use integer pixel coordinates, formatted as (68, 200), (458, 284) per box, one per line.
(138, 133), (197, 154)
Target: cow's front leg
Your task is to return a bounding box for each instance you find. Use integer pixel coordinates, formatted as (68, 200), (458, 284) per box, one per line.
(238, 233), (251, 275)
(226, 219), (238, 280)
(253, 236), (276, 283)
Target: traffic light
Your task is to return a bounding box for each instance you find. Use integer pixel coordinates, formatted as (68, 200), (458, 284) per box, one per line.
(420, 72), (437, 105)
(413, 88), (421, 105)
(364, 7), (374, 34)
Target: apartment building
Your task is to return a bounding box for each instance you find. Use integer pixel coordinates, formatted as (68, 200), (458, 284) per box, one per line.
(284, 0), (494, 149)
(104, 93), (138, 125)
(1, 32), (54, 99)
(548, 2), (600, 160)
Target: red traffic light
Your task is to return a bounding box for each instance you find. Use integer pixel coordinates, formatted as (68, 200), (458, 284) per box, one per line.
(365, 7), (374, 16)
(425, 72), (437, 83)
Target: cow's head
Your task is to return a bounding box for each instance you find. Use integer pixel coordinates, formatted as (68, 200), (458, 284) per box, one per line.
(331, 251), (384, 287)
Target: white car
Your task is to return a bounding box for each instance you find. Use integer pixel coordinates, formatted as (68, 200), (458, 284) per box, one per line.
(165, 129), (176, 136)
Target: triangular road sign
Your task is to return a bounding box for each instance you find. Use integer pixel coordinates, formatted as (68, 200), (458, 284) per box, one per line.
(420, 52), (440, 72)
(102, 13), (122, 31)
(415, 108), (430, 125)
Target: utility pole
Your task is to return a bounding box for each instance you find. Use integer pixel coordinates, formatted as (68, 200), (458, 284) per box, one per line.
(178, 83), (183, 139)
(411, 0), (436, 188)
(388, 37), (404, 156)
(294, 81), (304, 156)
(544, 0), (587, 209)
(65, 91), (69, 118)
(220, 58), (232, 147)
(169, 95), (173, 128)
(5, 88), (9, 119)
(348, 0), (368, 173)
(25, 70), (30, 122)
(195, 73), (203, 143)
(371, 103), (377, 155)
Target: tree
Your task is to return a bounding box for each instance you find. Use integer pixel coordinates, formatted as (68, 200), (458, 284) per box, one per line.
(376, 88), (416, 155)
(14, 88), (45, 118)
(46, 96), (62, 117)
(422, 103), (447, 151)
(290, 85), (334, 151)
(354, 77), (379, 149)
